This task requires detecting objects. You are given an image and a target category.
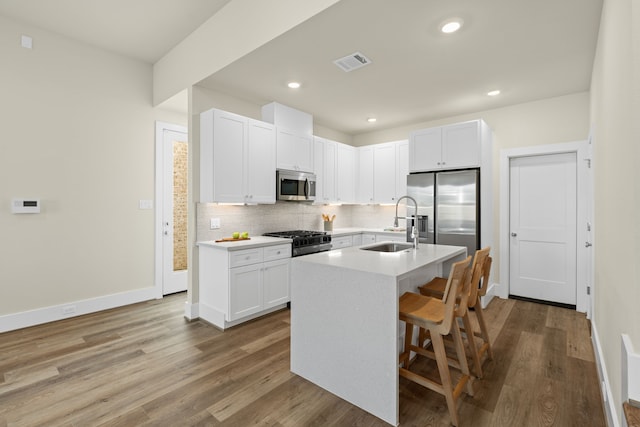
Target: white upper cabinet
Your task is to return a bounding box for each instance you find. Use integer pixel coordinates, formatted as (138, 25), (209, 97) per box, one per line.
(200, 108), (276, 204)
(357, 146), (374, 204)
(246, 119), (277, 204)
(356, 140), (409, 204)
(396, 140), (409, 197)
(275, 128), (314, 173)
(373, 142), (397, 204)
(313, 138), (325, 204)
(409, 120), (482, 172)
(314, 137), (340, 203)
(336, 143), (356, 203)
(323, 139), (337, 202)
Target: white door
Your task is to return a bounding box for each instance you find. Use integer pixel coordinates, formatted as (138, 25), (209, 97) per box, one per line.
(509, 153), (577, 305)
(162, 127), (188, 295)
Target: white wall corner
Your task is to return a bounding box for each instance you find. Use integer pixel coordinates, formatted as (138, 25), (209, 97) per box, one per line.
(481, 282), (499, 308)
(622, 334), (640, 403)
(184, 301), (199, 321)
(592, 321), (621, 427)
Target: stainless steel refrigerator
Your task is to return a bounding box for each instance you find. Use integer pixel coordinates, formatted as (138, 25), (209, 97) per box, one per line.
(406, 169), (480, 256)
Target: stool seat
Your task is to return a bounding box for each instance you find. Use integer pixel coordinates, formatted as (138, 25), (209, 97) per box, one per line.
(419, 276), (447, 299)
(399, 292), (444, 325)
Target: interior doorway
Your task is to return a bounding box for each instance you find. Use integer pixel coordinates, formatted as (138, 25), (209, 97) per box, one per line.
(509, 152), (577, 306)
(499, 140), (591, 312)
(155, 122), (188, 296)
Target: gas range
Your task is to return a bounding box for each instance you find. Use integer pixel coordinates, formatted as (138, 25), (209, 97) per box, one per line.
(263, 230), (332, 257)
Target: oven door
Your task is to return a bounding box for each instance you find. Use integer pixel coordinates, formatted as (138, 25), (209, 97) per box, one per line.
(277, 170), (316, 201)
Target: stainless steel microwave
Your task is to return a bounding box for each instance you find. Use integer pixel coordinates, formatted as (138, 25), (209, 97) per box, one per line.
(276, 170), (316, 201)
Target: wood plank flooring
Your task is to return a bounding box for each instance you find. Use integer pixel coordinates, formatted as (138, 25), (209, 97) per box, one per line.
(0, 294), (605, 426)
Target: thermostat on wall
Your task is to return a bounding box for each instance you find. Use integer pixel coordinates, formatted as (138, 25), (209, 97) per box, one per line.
(12, 198), (41, 214)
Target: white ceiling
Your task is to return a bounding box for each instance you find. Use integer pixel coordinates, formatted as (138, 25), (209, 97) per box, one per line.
(0, 0), (603, 136)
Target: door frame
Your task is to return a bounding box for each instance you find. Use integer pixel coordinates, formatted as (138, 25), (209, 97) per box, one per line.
(154, 121), (188, 299)
(499, 140), (591, 313)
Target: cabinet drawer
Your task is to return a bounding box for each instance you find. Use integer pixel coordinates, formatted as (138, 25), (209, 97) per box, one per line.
(229, 248), (263, 268)
(331, 235), (353, 249)
(263, 244), (291, 262)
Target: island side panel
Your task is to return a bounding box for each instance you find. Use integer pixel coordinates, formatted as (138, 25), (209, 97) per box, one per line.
(290, 261), (399, 426)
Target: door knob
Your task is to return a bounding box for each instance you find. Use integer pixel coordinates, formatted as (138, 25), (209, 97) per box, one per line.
(585, 242), (592, 247)
(511, 232), (517, 237)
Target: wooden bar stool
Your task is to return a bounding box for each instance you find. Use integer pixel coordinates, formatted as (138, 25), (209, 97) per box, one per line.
(418, 247), (492, 378)
(399, 255), (473, 427)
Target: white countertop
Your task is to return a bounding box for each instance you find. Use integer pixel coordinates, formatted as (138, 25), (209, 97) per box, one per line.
(196, 236), (292, 251)
(197, 228), (404, 251)
(293, 243), (466, 279)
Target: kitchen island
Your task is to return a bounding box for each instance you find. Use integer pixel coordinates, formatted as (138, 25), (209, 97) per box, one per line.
(290, 243), (467, 426)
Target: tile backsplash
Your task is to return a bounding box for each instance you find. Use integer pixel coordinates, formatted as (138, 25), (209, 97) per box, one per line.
(196, 202), (402, 241)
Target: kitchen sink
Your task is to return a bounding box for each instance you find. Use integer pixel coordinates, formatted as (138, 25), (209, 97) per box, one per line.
(360, 242), (414, 252)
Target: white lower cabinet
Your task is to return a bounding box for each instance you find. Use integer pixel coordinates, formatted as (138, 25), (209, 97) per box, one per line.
(361, 233), (377, 245)
(229, 264), (263, 321)
(376, 234), (406, 243)
(199, 242), (291, 329)
(263, 259), (291, 309)
(331, 235), (353, 249)
(332, 232), (405, 250)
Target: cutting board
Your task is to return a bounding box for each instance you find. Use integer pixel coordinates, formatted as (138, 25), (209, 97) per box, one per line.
(215, 237), (251, 242)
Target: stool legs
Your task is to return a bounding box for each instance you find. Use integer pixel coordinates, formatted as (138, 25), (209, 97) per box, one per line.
(399, 321), (473, 426)
(473, 298), (494, 360)
(461, 312), (483, 378)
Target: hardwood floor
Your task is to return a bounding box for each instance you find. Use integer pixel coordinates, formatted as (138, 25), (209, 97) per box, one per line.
(0, 294), (605, 426)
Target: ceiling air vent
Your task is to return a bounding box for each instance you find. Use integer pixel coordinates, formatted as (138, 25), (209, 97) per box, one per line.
(333, 51), (372, 72)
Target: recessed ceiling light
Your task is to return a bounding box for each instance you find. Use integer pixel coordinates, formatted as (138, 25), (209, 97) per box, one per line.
(287, 82), (301, 89)
(367, 117), (377, 123)
(487, 90), (501, 96)
(441, 19), (463, 34)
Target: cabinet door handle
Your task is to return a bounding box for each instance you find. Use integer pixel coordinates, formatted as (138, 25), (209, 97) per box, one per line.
(511, 232), (517, 237)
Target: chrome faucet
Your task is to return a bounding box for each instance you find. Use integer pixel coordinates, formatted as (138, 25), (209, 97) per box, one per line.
(394, 196), (419, 249)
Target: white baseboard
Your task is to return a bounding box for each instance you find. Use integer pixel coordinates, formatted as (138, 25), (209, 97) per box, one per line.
(622, 334), (640, 404)
(0, 287), (158, 333)
(481, 282), (498, 308)
(592, 321), (620, 427)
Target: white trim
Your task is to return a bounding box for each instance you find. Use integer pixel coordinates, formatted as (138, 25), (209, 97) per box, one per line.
(480, 283), (497, 308)
(154, 121), (188, 299)
(499, 140), (590, 312)
(184, 301), (199, 320)
(0, 287), (157, 333)
(592, 321), (620, 427)
(198, 301), (288, 331)
(622, 334), (640, 404)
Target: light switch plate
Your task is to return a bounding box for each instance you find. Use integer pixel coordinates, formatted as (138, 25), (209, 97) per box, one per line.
(139, 200), (153, 210)
(21, 35), (32, 49)
(210, 218), (220, 229)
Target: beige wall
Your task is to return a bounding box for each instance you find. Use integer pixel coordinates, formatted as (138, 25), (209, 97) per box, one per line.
(0, 16), (183, 316)
(590, 0), (639, 422)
